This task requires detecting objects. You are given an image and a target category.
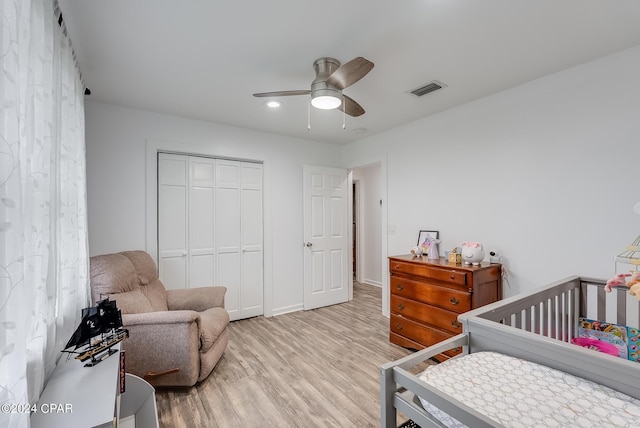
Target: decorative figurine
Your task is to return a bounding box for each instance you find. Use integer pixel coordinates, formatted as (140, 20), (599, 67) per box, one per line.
(462, 241), (485, 266)
(427, 237), (441, 260)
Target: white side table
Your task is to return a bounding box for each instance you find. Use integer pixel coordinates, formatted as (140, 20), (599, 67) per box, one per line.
(31, 345), (158, 428)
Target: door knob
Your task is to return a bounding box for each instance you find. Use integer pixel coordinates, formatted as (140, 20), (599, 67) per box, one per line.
(305, 242), (313, 247)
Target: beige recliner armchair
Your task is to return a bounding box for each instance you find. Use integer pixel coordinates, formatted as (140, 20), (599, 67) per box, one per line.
(89, 250), (229, 387)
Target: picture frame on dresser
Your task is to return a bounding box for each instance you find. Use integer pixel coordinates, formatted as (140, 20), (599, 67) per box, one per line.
(417, 230), (439, 246)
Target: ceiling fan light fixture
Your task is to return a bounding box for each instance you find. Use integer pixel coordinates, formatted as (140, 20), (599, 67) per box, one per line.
(310, 88), (342, 110)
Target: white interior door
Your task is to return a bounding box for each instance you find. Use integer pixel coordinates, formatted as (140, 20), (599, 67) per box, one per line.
(188, 157), (215, 288)
(303, 165), (349, 310)
(240, 162), (263, 318)
(158, 153), (188, 290)
(216, 160), (242, 319)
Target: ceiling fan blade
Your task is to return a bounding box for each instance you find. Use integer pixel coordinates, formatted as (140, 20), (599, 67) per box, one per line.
(326, 57), (374, 90)
(338, 95), (365, 117)
(253, 90), (310, 97)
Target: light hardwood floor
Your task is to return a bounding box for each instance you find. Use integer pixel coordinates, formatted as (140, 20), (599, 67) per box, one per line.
(155, 282), (417, 427)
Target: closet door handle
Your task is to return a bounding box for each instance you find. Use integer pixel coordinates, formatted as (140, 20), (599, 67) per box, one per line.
(305, 242), (313, 248)
(449, 297), (460, 306)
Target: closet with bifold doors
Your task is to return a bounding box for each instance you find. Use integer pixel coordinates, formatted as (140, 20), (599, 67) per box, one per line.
(157, 153), (263, 321)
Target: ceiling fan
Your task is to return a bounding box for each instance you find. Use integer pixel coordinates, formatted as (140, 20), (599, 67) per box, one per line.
(253, 57), (374, 117)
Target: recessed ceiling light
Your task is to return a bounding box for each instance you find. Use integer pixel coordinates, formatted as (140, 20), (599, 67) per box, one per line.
(266, 100), (281, 108)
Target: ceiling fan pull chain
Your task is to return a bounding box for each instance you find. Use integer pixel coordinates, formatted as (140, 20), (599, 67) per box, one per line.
(343, 95), (346, 129)
(307, 96), (311, 130)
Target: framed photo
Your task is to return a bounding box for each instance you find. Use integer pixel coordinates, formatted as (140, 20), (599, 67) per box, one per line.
(417, 230), (439, 247)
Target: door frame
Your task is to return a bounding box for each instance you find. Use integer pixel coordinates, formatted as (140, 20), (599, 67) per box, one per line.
(346, 155), (389, 317)
(352, 178), (361, 284)
(145, 139), (273, 317)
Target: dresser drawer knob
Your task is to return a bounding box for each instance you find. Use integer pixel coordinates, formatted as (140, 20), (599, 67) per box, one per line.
(396, 324), (403, 330)
(396, 283), (404, 291)
(397, 303), (405, 310)
(449, 274), (455, 280)
(451, 320), (461, 329)
(394, 264), (401, 270)
(449, 297), (460, 306)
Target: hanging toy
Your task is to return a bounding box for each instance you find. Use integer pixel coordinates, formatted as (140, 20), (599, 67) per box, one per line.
(627, 271), (640, 300)
(604, 273), (631, 292)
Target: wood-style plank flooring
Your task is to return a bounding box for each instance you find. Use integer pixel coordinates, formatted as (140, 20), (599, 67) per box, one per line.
(155, 282), (418, 427)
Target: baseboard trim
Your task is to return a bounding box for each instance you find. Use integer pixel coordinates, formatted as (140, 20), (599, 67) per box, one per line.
(361, 279), (382, 288)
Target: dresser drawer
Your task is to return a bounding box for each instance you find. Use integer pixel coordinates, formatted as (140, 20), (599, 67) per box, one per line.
(390, 295), (463, 334)
(390, 314), (461, 357)
(389, 260), (467, 285)
(390, 276), (471, 312)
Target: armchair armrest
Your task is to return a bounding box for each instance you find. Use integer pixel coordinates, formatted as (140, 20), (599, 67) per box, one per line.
(121, 311), (202, 386)
(166, 286), (227, 312)
(123, 310), (200, 326)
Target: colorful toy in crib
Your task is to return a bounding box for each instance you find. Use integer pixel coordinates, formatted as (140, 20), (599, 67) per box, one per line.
(604, 271), (640, 300)
(604, 273), (631, 292)
(630, 328), (640, 363)
(580, 320), (623, 336)
(572, 337), (620, 356)
(628, 271), (640, 298)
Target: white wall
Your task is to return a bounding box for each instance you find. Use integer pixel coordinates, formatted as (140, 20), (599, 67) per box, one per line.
(352, 164), (382, 286)
(342, 44), (640, 298)
(85, 44), (640, 316)
(84, 101), (341, 315)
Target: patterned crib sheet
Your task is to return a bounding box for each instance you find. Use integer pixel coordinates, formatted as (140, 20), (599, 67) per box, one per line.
(418, 351), (640, 428)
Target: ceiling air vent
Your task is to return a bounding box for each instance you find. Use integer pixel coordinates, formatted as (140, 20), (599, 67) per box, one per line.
(408, 80), (447, 97)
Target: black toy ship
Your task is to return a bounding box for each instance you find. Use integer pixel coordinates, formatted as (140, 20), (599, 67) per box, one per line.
(62, 298), (128, 367)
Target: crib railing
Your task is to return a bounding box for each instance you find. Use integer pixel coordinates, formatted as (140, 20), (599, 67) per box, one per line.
(460, 276), (640, 343)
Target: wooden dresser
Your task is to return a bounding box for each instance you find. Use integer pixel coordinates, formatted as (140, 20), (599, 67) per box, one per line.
(389, 255), (502, 360)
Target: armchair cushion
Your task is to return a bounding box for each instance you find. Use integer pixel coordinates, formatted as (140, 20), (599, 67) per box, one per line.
(120, 251), (168, 311)
(90, 253), (140, 303)
(108, 289), (154, 314)
(167, 286), (226, 312)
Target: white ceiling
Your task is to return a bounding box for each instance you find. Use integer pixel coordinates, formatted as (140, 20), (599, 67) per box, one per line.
(58, 0), (640, 145)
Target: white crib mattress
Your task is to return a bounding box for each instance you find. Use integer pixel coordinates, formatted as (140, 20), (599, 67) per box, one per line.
(418, 351), (640, 428)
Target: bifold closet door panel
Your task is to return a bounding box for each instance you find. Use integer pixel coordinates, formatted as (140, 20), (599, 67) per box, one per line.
(240, 162), (264, 318)
(188, 157), (216, 288)
(158, 153), (188, 290)
(216, 160), (242, 320)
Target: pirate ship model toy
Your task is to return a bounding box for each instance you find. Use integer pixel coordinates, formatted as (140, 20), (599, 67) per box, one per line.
(62, 298), (128, 367)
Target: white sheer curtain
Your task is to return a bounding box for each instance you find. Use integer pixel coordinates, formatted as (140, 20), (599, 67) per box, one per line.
(0, 0), (88, 426)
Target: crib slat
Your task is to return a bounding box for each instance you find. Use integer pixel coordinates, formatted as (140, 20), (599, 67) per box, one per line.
(580, 283), (588, 320)
(617, 288), (627, 326)
(596, 286), (606, 321)
(525, 307), (532, 333)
